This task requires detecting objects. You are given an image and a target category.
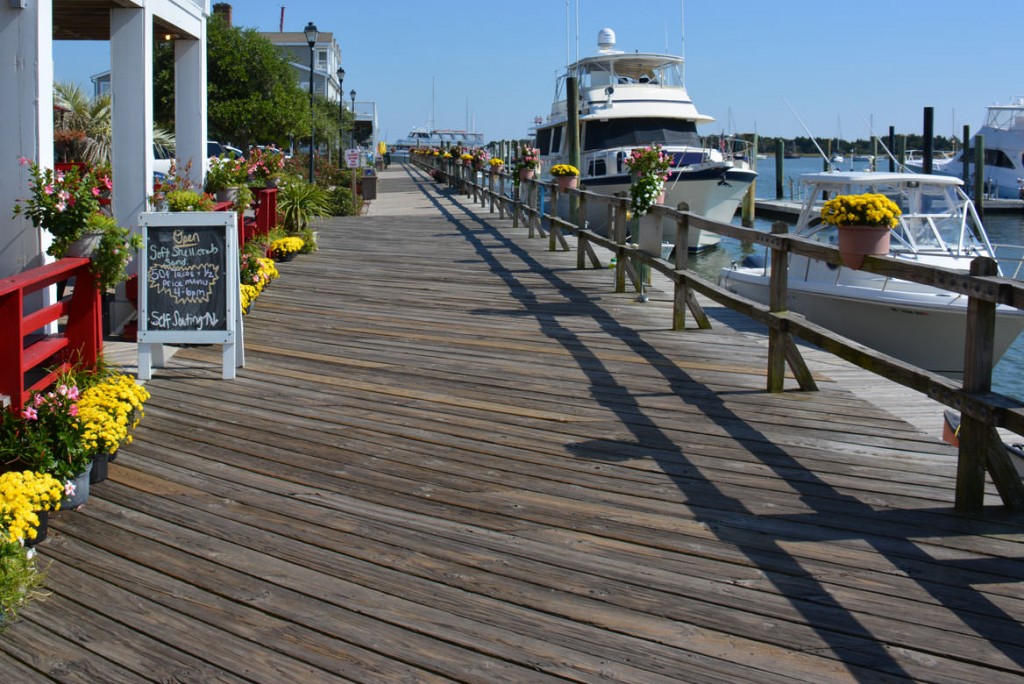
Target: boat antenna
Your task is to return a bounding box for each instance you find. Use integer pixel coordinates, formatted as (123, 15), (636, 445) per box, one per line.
(783, 97), (831, 167)
(565, 0), (570, 69)
(575, 0), (580, 64)
(680, 0), (686, 82)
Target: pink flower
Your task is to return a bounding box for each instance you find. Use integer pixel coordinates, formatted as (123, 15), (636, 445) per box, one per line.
(21, 406), (37, 420)
(92, 187), (101, 196)
(18, 156), (28, 166)
(44, 184), (54, 195)
(67, 386), (80, 401)
(103, 177), (112, 190)
(69, 404), (79, 417)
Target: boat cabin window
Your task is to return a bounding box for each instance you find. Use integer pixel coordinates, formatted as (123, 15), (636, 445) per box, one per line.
(966, 145), (1015, 167)
(587, 158), (607, 177)
(583, 117), (700, 151)
(536, 126), (565, 156)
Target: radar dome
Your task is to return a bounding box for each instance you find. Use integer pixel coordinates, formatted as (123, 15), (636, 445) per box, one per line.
(597, 28), (616, 51)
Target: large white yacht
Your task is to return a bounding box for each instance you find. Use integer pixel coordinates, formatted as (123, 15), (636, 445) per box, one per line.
(718, 171), (1024, 378)
(535, 28), (756, 252)
(906, 97), (1024, 199)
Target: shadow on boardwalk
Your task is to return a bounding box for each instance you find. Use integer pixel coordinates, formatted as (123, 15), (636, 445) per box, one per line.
(2, 164), (1023, 683)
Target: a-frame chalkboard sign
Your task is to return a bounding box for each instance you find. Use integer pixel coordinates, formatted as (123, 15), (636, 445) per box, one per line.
(136, 211), (244, 380)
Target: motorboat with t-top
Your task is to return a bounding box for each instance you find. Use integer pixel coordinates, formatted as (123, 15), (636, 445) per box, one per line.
(535, 28), (756, 252)
(718, 171), (1024, 378)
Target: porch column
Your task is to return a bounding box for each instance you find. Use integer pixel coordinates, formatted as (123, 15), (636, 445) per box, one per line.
(174, 31), (207, 190)
(110, 6), (154, 237)
(0, 1), (55, 278)
(109, 6), (154, 331)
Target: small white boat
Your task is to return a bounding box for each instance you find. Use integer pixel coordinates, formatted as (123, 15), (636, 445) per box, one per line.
(718, 171), (1024, 378)
(535, 28), (756, 252)
(906, 97), (1024, 199)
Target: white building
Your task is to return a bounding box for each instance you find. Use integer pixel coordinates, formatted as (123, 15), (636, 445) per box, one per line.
(261, 31), (345, 107)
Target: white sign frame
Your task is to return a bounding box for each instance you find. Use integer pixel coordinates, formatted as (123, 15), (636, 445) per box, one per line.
(136, 211), (244, 380)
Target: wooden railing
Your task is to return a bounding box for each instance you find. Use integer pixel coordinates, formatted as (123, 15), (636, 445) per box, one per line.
(415, 155), (1024, 514)
(0, 258), (102, 411)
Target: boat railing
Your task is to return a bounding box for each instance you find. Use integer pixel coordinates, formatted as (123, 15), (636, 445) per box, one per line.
(992, 244), (1024, 280)
(412, 151), (1024, 516)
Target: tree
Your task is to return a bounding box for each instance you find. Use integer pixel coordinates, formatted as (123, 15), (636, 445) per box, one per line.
(154, 14), (307, 150)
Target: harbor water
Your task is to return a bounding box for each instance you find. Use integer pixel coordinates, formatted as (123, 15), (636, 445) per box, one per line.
(694, 155), (1024, 402)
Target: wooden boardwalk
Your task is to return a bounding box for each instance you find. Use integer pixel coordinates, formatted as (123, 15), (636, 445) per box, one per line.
(3, 164), (1024, 682)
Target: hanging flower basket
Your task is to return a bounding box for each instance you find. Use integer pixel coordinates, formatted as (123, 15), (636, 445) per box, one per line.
(519, 168), (535, 181)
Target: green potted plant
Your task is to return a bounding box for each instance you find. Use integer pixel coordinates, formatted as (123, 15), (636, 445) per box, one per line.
(277, 179), (331, 231)
(624, 145), (671, 217)
(514, 145), (541, 184)
(0, 468), (64, 630)
(820, 193), (902, 269)
(12, 158), (105, 258)
(205, 154), (246, 203)
(247, 146), (286, 187)
(84, 213), (144, 291)
(165, 189), (215, 212)
(0, 381), (94, 508)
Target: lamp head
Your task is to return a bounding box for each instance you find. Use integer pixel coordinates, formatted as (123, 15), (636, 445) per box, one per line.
(303, 22), (319, 46)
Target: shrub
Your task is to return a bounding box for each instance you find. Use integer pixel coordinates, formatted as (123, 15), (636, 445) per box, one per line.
(328, 185), (362, 217)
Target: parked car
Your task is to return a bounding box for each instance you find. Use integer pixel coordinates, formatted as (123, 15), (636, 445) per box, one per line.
(153, 143), (173, 181)
(207, 141), (244, 159)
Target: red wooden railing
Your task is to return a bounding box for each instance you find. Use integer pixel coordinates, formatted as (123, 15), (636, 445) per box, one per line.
(245, 187), (277, 243)
(212, 187), (277, 248)
(0, 259), (102, 411)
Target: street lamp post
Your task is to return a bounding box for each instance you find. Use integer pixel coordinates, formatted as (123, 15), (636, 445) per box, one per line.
(336, 67), (345, 167)
(349, 89), (357, 151)
(303, 21), (319, 184)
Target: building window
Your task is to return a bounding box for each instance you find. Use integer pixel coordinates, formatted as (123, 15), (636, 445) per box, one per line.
(317, 49), (328, 69)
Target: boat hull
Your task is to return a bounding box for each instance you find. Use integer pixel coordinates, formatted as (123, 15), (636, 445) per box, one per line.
(718, 262), (1024, 379)
(567, 165), (755, 251)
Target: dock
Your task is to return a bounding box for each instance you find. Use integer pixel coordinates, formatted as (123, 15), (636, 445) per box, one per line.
(2, 164), (1023, 682)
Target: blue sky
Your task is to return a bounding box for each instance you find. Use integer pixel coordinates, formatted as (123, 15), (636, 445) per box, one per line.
(53, 0), (1024, 144)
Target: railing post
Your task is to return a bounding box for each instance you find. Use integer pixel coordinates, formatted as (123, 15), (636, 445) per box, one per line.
(576, 193), (588, 270)
(512, 177), (520, 229)
(955, 256), (1024, 512)
(0, 285), (24, 409)
(766, 221), (790, 392)
(499, 174), (507, 220)
(549, 184), (559, 251)
(672, 202), (691, 330)
(613, 196), (628, 293)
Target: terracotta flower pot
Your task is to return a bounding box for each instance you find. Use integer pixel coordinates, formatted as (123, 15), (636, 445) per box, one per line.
(556, 175), (578, 191)
(519, 168), (535, 181)
(837, 224), (891, 269)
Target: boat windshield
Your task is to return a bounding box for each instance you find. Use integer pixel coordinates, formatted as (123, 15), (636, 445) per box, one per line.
(583, 117), (700, 151)
(576, 57), (684, 90)
(799, 176), (993, 257)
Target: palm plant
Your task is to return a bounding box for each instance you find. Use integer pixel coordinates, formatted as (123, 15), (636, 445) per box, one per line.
(53, 81), (175, 166)
(277, 179), (331, 231)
